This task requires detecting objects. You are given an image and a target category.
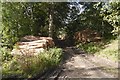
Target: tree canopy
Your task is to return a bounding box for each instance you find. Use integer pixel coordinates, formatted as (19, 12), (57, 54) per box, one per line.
(1, 2), (119, 48)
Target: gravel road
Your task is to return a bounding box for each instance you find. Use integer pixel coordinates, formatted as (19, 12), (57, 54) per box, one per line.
(48, 47), (119, 79)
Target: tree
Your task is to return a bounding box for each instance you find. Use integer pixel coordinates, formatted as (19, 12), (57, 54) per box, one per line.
(1, 2), (71, 48)
(102, 2), (120, 35)
(39, 2), (71, 38)
(73, 2), (115, 38)
(2, 2), (46, 47)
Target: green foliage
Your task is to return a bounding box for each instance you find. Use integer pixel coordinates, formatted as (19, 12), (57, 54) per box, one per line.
(2, 2), (118, 48)
(2, 3), (46, 47)
(1, 2), (119, 79)
(2, 48), (62, 78)
(77, 39), (118, 61)
(2, 58), (23, 78)
(1, 47), (22, 78)
(2, 3), (28, 47)
(1, 2), (71, 47)
(78, 3), (114, 38)
(46, 48), (63, 66)
(0, 47), (13, 61)
(76, 6), (118, 59)
(70, 2), (119, 40)
(77, 42), (103, 54)
(96, 39), (118, 62)
(102, 2), (120, 35)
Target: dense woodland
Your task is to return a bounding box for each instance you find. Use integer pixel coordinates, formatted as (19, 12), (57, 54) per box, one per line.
(0, 2), (119, 79)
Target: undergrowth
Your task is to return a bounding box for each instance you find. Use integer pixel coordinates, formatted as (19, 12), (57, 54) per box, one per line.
(2, 47), (62, 78)
(77, 38), (118, 62)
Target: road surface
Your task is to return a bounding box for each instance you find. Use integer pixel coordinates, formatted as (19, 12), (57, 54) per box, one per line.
(47, 47), (118, 79)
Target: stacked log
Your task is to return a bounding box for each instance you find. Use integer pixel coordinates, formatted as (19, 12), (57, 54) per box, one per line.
(11, 36), (54, 55)
(74, 28), (102, 43)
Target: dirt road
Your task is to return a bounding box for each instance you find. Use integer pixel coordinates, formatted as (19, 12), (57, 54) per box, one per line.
(48, 47), (118, 79)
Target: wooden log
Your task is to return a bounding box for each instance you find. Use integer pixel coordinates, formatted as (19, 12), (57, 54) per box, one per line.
(11, 48), (45, 55)
(18, 45), (29, 49)
(11, 36), (55, 56)
(32, 39), (47, 43)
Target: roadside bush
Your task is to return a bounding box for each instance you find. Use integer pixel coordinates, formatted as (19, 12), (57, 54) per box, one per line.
(76, 38), (114, 54)
(77, 38), (118, 62)
(0, 47), (13, 61)
(77, 42), (103, 54)
(2, 58), (23, 78)
(2, 48), (62, 78)
(96, 39), (118, 62)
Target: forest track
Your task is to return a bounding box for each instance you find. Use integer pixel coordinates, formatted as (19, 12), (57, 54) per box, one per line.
(46, 47), (119, 79)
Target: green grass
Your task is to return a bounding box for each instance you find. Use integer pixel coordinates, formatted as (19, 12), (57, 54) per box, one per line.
(77, 38), (118, 62)
(77, 42), (101, 54)
(2, 47), (62, 78)
(96, 39), (118, 62)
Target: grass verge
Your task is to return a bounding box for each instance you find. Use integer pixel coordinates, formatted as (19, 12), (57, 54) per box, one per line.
(2, 47), (62, 78)
(77, 38), (118, 62)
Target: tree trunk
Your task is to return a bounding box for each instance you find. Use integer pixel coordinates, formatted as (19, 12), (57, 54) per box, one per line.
(48, 13), (53, 37)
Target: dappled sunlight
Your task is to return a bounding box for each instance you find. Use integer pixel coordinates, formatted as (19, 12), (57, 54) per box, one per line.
(96, 39), (118, 62)
(1, 2), (119, 79)
(48, 47), (118, 78)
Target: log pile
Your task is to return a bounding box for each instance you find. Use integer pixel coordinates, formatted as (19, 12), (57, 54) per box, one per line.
(11, 36), (54, 55)
(74, 28), (102, 43)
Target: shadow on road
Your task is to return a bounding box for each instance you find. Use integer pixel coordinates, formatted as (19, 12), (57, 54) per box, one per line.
(36, 39), (119, 79)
